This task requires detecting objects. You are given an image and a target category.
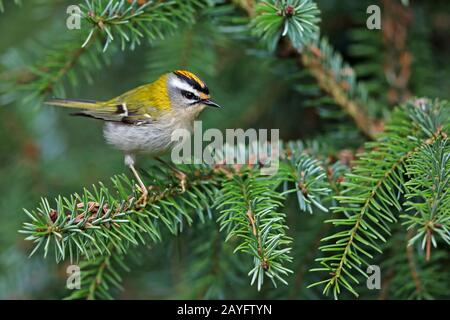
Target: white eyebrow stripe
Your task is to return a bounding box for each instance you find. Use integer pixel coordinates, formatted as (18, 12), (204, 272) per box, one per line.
(170, 77), (200, 97)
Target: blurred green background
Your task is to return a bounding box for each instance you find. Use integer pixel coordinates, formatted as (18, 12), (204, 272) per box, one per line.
(0, 0), (449, 299)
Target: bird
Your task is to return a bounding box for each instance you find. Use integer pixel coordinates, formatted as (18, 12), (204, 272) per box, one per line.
(46, 70), (221, 204)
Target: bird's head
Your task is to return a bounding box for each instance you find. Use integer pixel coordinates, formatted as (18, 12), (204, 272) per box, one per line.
(163, 70), (221, 114)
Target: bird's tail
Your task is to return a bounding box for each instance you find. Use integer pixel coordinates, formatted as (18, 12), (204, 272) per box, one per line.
(46, 97), (125, 121)
(45, 98), (102, 110)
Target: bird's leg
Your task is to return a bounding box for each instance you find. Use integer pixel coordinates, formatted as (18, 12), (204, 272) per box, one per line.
(125, 154), (148, 205)
(129, 164), (148, 204)
(155, 157), (187, 192)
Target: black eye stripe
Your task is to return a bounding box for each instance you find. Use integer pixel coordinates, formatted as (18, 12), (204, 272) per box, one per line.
(181, 90), (199, 100)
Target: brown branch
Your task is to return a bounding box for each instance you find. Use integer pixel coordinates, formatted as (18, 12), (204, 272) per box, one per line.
(43, 167), (218, 240)
(425, 228), (432, 262)
(377, 227), (405, 300)
(246, 206), (267, 269)
(69, 169), (220, 300)
(406, 228), (423, 295)
(241, 178), (267, 270)
(232, 0), (384, 139)
(233, 0), (255, 17)
(381, 0), (413, 105)
(378, 264), (395, 300)
(87, 250), (113, 300)
(301, 47), (384, 139)
(246, 208), (257, 237)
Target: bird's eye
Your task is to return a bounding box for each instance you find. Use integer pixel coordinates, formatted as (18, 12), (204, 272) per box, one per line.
(182, 90), (196, 100)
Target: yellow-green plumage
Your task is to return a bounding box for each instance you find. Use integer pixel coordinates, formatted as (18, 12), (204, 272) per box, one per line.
(46, 74), (170, 123)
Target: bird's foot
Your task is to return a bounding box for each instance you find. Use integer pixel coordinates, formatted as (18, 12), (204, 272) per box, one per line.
(135, 184), (148, 206)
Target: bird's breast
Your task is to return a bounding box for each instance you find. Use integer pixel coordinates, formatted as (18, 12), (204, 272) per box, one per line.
(103, 116), (194, 156)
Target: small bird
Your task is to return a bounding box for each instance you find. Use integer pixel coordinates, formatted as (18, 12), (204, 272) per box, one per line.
(46, 70), (221, 203)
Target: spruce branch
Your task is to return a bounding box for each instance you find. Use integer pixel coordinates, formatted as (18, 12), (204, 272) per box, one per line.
(346, 1), (413, 108)
(19, 140), (344, 297)
(405, 229), (423, 296)
(381, 228), (450, 299)
(301, 39), (384, 139)
(81, 0), (209, 51)
(251, 0), (320, 51)
(65, 246), (129, 300)
(308, 98), (449, 299)
(181, 223), (245, 299)
(280, 142), (332, 213)
(402, 138), (450, 260)
(381, 0), (413, 105)
(238, 0), (384, 139)
(20, 165), (220, 264)
(1, 29), (108, 105)
(216, 169), (293, 290)
(32, 33), (99, 97)
(288, 157), (348, 298)
(1, 0), (209, 105)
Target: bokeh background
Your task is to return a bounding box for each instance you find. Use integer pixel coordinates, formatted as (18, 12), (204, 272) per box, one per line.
(0, 0), (449, 299)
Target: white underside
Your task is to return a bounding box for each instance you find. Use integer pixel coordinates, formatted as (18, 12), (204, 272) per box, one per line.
(103, 107), (204, 158)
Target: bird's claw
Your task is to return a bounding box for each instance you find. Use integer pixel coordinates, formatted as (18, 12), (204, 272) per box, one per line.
(135, 184), (148, 206)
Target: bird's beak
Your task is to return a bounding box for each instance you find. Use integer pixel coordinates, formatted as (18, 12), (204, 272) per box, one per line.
(202, 99), (221, 108)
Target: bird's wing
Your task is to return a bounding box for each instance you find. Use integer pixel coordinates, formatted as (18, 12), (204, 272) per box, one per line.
(103, 84), (165, 124)
(46, 84), (167, 124)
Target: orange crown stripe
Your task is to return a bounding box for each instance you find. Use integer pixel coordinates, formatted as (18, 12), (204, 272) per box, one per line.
(174, 70), (206, 89)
